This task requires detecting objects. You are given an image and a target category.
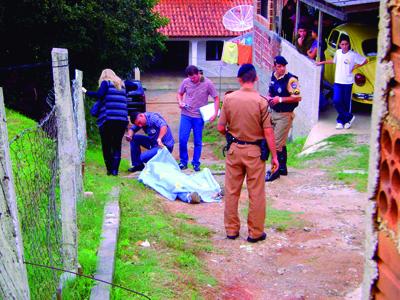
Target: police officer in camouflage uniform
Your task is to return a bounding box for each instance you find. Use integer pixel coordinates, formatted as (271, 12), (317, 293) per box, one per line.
(265, 56), (302, 182)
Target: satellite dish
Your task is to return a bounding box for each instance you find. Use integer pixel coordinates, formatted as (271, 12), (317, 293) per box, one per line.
(222, 5), (254, 32)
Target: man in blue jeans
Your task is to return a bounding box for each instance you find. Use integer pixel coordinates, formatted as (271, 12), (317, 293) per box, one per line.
(177, 65), (219, 171)
(316, 35), (367, 129)
(126, 111), (174, 172)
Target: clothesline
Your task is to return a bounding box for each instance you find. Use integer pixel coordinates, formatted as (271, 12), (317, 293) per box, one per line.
(221, 32), (254, 65)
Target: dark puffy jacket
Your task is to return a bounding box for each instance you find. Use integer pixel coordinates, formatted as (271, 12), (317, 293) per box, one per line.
(87, 80), (128, 127)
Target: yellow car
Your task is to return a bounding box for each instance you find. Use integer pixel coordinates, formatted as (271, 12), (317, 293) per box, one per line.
(323, 23), (377, 104)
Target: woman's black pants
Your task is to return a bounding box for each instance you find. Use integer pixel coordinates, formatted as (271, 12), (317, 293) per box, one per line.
(99, 120), (127, 175)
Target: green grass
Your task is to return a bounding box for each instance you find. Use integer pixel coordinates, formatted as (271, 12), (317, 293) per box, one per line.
(6, 108), (36, 140)
(286, 136), (307, 168)
(203, 122), (225, 161)
(204, 163), (225, 171)
(174, 213), (196, 221)
(286, 134), (369, 192)
(6, 108), (216, 299)
(241, 206), (305, 232)
(6, 108), (64, 299)
(329, 144), (369, 192)
(265, 207), (305, 231)
(202, 122), (221, 144)
(62, 146), (216, 299)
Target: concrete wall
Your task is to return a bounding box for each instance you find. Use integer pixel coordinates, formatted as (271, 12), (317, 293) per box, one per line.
(363, 1), (400, 299)
(281, 41), (321, 138)
(253, 18), (321, 139)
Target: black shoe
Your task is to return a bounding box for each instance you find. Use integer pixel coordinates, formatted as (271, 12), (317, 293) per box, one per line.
(179, 163), (188, 170)
(128, 164), (145, 173)
(280, 168), (288, 176)
(247, 232), (267, 243)
(193, 165), (201, 172)
(112, 156), (121, 176)
(265, 169), (280, 182)
(279, 147), (288, 176)
(227, 234), (240, 240)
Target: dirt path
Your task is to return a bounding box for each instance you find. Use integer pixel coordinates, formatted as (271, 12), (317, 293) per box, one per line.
(123, 90), (366, 299)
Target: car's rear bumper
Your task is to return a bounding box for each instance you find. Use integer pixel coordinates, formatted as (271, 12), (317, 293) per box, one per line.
(352, 92), (373, 104)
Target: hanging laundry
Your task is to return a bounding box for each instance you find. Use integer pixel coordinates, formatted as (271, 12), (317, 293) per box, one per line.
(221, 42), (238, 64)
(238, 44), (252, 65)
(245, 35), (253, 45)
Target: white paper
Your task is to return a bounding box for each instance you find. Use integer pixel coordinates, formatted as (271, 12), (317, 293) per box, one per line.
(199, 103), (219, 122)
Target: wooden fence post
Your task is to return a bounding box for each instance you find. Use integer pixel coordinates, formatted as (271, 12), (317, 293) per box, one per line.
(51, 48), (79, 273)
(72, 69), (87, 195)
(0, 87), (30, 299)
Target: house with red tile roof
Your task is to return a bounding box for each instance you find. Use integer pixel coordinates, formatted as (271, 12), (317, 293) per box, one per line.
(152, 0), (253, 77)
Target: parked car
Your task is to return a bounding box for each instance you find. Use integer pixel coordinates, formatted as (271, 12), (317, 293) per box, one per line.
(124, 79), (146, 114)
(323, 23), (377, 104)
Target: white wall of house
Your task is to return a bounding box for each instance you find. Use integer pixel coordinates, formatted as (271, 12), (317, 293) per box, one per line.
(187, 38), (239, 77)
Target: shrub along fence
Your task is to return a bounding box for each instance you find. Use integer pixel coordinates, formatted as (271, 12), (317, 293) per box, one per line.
(0, 48), (86, 299)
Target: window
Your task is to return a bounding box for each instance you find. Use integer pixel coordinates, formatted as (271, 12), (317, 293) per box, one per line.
(362, 39), (377, 57)
(206, 41), (223, 61)
(328, 30), (339, 49)
(260, 0), (268, 18)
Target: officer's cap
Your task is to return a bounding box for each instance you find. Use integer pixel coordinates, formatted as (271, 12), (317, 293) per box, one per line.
(274, 56), (288, 66)
(237, 64), (256, 78)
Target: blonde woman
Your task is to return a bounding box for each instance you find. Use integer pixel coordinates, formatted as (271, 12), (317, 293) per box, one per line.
(85, 69), (128, 175)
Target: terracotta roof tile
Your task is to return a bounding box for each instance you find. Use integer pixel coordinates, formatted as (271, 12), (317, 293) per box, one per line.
(154, 0), (253, 37)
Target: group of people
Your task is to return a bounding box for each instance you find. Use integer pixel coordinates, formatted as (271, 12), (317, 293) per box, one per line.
(85, 45), (366, 242)
(294, 23), (368, 129)
(85, 66), (219, 178)
(295, 23), (320, 60)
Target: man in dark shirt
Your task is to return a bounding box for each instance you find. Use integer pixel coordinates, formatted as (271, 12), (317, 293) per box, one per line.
(126, 111), (174, 172)
(295, 23), (313, 56)
(265, 56), (302, 182)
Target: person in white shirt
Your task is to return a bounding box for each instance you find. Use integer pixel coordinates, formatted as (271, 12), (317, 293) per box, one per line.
(317, 35), (367, 129)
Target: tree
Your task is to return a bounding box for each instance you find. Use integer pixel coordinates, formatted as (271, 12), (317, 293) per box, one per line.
(0, 0), (168, 80)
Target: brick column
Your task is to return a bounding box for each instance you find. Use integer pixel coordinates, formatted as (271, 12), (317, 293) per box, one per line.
(365, 1), (400, 299)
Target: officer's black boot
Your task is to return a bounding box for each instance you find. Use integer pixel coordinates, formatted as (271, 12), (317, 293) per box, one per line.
(279, 146), (288, 176)
(265, 151), (281, 182)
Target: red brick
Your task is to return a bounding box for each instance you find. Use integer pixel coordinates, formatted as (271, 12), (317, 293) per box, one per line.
(377, 262), (400, 300)
(377, 123), (400, 231)
(388, 85), (400, 121)
(392, 50), (400, 83)
(392, 10), (400, 47)
(377, 232), (400, 279)
(375, 292), (385, 300)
